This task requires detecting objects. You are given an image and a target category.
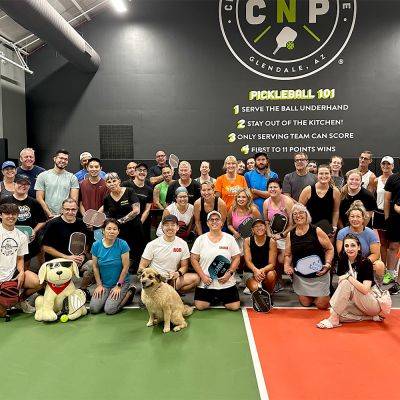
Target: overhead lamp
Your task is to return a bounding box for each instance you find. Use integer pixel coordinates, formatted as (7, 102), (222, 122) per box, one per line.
(111, 0), (128, 13)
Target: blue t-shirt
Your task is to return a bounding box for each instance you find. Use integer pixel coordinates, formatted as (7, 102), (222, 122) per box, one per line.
(75, 169), (106, 182)
(245, 169), (278, 217)
(16, 165), (45, 197)
(91, 238), (130, 288)
(337, 227), (379, 257)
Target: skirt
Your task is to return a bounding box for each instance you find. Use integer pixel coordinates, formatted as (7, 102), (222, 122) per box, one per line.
(292, 271), (330, 297)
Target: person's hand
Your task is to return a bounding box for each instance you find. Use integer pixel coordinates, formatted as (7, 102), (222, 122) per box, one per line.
(110, 286), (121, 300)
(30, 231), (36, 242)
(218, 272), (232, 284)
(284, 266), (294, 275)
(272, 234), (281, 241)
(200, 273), (212, 286)
(68, 255), (84, 267)
(233, 231), (241, 240)
(168, 271), (180, 281)
(253, 268), (265, 282)
(316, 265), (331, 276)
(17, 271), (25, 289)
(338, 273), (350, 283)
(93, 285), (104, 299)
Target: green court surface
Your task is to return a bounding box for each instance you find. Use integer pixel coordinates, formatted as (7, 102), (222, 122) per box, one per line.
(1, 309), (260, 400)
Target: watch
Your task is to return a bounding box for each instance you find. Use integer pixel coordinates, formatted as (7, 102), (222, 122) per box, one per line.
(116, 281), (122, 287)
(228, 270), (234, 276)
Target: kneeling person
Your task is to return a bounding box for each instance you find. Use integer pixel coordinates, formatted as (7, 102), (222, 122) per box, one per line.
(138, 215), (199, 293)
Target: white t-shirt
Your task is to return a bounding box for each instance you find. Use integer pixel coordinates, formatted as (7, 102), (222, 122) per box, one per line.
(191, 232), (240, 289)
(0, 225), (29, 282)
(142, 236), (190, 279)
(156, 202), (194, 237)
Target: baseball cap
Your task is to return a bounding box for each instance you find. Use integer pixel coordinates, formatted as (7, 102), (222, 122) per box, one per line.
(2, 161), (16, 169)
(254, 152), (268, 160)
(79, 152), (92, 161)
(207, 210), (222, 221)
(381, 156), (394, 165)
(251, 218), (266, 227)
(15, 174), (31, 184)
(162, 214), (179, 225)
(136, 162), (148, 170)
(175, 186), (188, 195)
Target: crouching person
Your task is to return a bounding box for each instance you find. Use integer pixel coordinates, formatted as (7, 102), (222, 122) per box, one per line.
(0, 203), (41, 317)
(90, 219), (135, 315)
(138, 214), (200, 294)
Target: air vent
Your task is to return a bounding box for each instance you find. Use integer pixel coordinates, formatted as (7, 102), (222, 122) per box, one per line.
(99, 125), (134, 159)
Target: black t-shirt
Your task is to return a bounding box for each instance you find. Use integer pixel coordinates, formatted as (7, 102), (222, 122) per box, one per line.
(339, 187), (377, 227)
(103, 187), (140, 221)
(121, 181), (153, 217)
(384, 172), (400, 214)
(166, 180), (201, 205)
(42, 216), (92, 261)
(0, 195), (47, 228)
(337, 257), (375, 286)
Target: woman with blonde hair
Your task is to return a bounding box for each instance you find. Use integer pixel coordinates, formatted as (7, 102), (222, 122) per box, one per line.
(215, 155), (247, 211)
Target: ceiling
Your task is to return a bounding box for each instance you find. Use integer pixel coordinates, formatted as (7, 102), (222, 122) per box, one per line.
(0, 0), (109, 55)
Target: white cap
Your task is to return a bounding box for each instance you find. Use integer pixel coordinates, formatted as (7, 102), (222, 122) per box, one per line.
(80, 152), (92, 161)
(207, 210), (222, 221)
(381, 156), (394, 165)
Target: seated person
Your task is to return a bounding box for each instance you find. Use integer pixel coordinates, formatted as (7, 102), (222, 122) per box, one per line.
(90, 219), (135, 315)
(139, 214), (199, 293)
(191, 211), (241, 311)
(244, 219), (277, 295)
(41, 198), (93, 298)
(0, 203), (41, 316)
(317, 234), (383, 328)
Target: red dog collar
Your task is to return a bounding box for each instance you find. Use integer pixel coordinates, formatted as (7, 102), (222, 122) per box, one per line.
(48, 280), (71, 295)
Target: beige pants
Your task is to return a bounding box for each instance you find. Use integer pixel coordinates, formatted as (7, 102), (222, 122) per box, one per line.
(330, 279), (381, 322)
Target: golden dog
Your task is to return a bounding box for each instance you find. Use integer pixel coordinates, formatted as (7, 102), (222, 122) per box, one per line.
(35, 258), (87, 322)
(140, 268), (193, 333)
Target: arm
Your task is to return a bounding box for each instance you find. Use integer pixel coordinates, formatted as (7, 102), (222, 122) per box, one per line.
(283, 233), (294, 275)
(384, 191), (392, 220)
(217, 253), (240, 284)
(150, 174), (164, 186)
(36, 190), (53, 218)
(227, 209), (240, 239)
(109, 251), (130, 300)
(368, 242), (381, 263)
(69, 188), (79, 203)
(153, 185), (163, 209)
(315, 227), (334, 276)
(79, 201), (86, 216)
(251, 188), (270, 200)
(31, 222), (46, 242)
(193, 199), (203, 236)
(16, 255), (25, 289)
(169, 258), (189, 280)
(218, 198), (227, 225)
(347, 276), (372, 295)
(331, 187), (341, 232)
(42, 245), (84, 266)
(367, 173), (377, 193)
(118, 202), (140, 224)
(191, 252), (212, 286)
(137, 257), (151, 275)
(251, 204), (262, 219)
(140, 203), (152, 224)
(298, 186), (311, 206)
(91, 255), (105, 299)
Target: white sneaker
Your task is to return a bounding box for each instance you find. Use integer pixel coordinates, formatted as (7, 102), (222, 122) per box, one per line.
(15, 300), (35, 314)
(243, 287), (251, 295)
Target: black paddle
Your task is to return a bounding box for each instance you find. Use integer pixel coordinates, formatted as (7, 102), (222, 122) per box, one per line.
(251, 287), (272, 313)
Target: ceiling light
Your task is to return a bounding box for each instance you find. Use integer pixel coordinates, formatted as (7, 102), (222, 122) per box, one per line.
(111, 0), (127, 13)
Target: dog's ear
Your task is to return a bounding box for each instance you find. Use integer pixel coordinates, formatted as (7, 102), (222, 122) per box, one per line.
(137, 269), (144, 278)
(155, 271), (162, 282)
(38, 263), (48, 284)
(71, 261), (80, 278)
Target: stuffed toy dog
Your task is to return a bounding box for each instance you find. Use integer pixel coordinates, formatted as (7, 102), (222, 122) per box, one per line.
(35, 258), (87, 322)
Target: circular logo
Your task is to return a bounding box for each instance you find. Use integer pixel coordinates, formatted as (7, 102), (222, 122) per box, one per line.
(219, 0), (356, 80)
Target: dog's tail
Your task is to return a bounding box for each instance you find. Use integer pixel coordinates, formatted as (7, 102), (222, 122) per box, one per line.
(183, 305), (193, 317)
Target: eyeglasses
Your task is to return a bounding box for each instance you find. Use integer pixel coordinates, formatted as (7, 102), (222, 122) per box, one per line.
(294, 159), (307, 163)
(208, 218), (221, 222)
(156, 154), (166, 158)
(63, 208), (78, 213)
(136, 169), (147, 173)
(359, 157), (370, 161)
(292, 211), (306, 217)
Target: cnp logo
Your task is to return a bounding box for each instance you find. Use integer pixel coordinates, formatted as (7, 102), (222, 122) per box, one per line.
(219, 0), (356, 80)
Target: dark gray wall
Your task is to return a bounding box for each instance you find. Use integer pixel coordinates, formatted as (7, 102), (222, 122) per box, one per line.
(26, 0), (400, 172)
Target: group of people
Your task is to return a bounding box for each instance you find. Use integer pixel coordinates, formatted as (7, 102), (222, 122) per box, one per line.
(0, 146), (399, 329)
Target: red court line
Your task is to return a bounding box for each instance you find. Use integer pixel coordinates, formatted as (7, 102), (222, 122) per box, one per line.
(248, 308), (400, 400)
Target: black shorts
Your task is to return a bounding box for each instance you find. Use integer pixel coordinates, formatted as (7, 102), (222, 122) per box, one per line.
(194, 285), (239, 305)
(385, 214), (400, 242)
(373, 211), (386, 231)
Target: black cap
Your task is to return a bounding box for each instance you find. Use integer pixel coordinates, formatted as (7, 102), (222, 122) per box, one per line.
(136, 162), (148, 170)
(254, 152), (268, 160)
(162, 214), (178, 225)
(15, 174), (31, 184)
(251, 218), (266, 227)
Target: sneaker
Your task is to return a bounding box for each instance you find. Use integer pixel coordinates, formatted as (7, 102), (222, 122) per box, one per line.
(243, 287), (251, 295)
(273, 281), (284, 293)
(389, 282), (400, 295)
(15, 300), (35, 314)
(383, 272), (395, 285)
(80, 288), (92, 301)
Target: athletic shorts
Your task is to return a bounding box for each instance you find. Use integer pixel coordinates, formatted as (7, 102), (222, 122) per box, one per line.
(372, 211), (386, 231)
(385, 213), (400, 242)
(194, 285), (239, 305)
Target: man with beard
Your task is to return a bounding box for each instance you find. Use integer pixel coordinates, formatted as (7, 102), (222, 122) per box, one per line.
(245, 152), (278, 218)
(16, 147), (45, 198)
(34, 149), (79, 219)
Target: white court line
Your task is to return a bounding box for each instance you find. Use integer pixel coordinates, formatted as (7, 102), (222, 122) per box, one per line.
(242, 308), (269, 400)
